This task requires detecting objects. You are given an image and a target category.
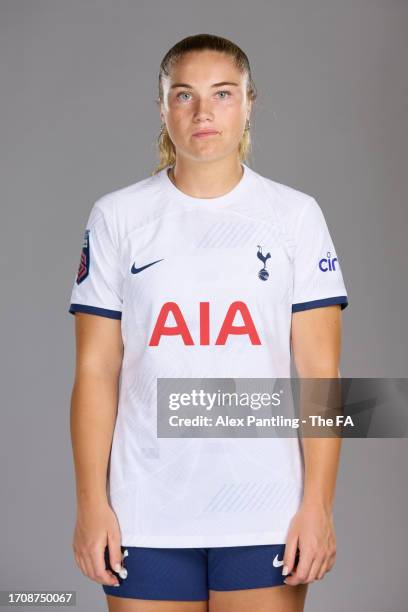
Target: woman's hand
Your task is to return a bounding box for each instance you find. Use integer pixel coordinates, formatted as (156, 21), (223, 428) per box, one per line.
(282, 499), (337, 585)
(73, 500), (125, 587)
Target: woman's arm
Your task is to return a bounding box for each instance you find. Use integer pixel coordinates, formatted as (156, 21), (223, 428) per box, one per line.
(282, 304), (342, 586)
(70, 313), (125, 587)
(292, 303), (343, 508)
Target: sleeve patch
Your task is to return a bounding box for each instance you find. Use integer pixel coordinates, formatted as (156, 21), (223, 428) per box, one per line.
(76, 229), (90, 284)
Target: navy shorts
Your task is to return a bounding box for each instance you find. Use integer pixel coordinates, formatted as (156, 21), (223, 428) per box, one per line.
(103, 544), (300, 602)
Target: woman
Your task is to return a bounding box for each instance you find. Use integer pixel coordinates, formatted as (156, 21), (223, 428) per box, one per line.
(69, 34), (349, 612)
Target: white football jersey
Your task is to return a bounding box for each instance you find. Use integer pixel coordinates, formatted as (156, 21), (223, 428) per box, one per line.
(68, 163), (349, 548)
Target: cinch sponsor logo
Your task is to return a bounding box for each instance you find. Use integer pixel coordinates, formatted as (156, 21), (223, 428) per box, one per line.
(319, 251), (338, 272)
(148, 301), (262, 346)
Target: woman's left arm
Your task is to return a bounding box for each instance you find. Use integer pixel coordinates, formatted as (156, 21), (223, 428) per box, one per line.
(282, 304), (343, 586)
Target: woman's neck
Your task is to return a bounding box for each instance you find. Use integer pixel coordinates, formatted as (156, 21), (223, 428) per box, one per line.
(168, 158), (244, 199)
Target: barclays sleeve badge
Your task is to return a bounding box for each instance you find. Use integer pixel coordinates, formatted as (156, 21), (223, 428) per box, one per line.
(76, 229), (90, 284)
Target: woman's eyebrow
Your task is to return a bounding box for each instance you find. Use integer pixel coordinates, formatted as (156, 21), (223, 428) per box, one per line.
(170, 81), (240, 89)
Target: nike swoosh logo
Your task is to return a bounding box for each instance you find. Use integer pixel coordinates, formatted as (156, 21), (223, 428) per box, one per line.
(273, 554), (284, 567)
(131, 259), (164, 274)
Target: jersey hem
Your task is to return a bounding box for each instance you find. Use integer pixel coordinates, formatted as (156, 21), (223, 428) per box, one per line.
(119, 530), (289, 548)
(292, 295), (348, 312)
(69, 303), (122, 319)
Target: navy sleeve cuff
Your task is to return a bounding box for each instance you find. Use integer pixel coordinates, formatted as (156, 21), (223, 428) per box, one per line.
(69, 303), (122, 320)
(292, 295), (348, 313)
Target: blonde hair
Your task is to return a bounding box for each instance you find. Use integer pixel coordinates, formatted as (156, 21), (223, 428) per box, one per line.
(152, 33), (257, 175)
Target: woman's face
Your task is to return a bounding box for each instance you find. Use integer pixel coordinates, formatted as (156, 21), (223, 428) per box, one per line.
(160, 50), (251, 163)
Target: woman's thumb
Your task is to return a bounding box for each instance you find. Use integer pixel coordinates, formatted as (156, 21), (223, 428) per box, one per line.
(108, 534), (127, 579)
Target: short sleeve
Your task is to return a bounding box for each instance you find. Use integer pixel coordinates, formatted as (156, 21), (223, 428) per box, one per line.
(291, 197), (349, 313)
(68, 198), (124, 320)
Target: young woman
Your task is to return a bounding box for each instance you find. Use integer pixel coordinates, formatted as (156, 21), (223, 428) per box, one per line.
(69, 34), (349, 612)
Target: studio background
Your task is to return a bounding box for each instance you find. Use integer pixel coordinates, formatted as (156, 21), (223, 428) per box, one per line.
(1, 0), (407, 610)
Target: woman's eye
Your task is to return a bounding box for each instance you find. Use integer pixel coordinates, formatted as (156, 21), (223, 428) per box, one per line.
(176, 90), (232, 101)
(176, 92), (191, 101)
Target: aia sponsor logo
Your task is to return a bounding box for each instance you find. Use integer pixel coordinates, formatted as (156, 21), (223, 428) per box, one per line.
(149, 301), (262, 346)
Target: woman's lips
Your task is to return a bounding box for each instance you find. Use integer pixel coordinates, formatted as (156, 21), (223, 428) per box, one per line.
(193, 130), (220, 138)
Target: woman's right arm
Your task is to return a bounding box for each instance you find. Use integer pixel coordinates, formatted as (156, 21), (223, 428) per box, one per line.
(70, 312), (125, 587)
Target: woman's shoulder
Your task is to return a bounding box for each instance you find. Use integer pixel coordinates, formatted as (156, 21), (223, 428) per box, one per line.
(249, 165), (319, 223)
(88, 171), (167, 234)
(95, 171), (161, 208)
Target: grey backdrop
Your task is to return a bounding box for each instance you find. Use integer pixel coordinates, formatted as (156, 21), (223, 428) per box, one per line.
(1, 0), (407, 610)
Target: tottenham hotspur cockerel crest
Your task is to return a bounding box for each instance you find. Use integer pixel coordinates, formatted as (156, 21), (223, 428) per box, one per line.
(257, 245), (271, 281)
